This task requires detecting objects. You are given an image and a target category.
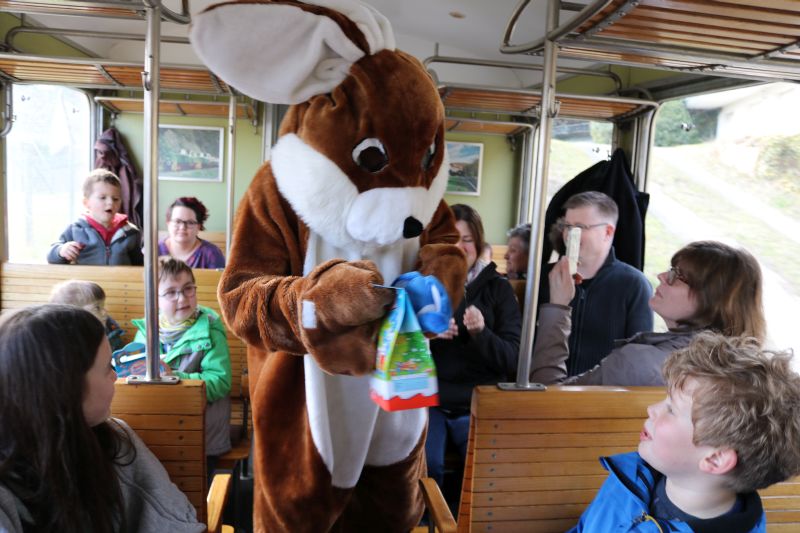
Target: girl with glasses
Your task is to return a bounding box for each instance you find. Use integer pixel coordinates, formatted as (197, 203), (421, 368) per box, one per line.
(531, 240), (765, 386)
(0, 304), (203, 533)
(133, 257), (232, 473)
(159, 197), (226, 269)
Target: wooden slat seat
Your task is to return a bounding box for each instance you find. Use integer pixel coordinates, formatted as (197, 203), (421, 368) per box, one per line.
(490, 243), (508, 274)
(0, 262), (250, 433)
(112, 379), (232, 532)
(422, 385), (800, 532)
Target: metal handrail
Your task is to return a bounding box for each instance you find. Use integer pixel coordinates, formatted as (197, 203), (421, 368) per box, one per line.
(6, 26), (189, 54)
(0, 52), (230, 96)
(500, 0), (615, 55)
(0, 0), (189, 23)
(558, 36), (800, 83)
(424, 53), (622, 92)
(0, 83), (13, 138)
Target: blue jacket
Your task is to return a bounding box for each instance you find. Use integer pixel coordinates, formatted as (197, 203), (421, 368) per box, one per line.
(570, 452), (765, 533)
(47, 216), (143, 265)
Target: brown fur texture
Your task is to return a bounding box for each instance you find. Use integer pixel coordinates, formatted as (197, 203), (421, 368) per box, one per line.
(220, 164), (464, 531)
(211, 2), (467, 531)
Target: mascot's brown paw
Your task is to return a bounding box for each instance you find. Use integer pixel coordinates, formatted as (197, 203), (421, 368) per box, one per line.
(298, 259), (396, 375)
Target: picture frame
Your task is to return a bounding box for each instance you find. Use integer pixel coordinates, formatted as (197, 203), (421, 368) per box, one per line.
(446, 141), (483, 196)
(158, 125), (224, 182)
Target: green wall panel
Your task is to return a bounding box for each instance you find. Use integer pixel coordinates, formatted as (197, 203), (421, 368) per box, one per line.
(444, 132), (519, 246)
(113, 113), (263, 232)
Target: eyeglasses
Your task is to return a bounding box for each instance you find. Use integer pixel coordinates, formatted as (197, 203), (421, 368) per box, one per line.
(159, 284), (197, 301)
(666, 266), (689, 286)
(556, 218), (608, 232)
(170, 218), (199, 228)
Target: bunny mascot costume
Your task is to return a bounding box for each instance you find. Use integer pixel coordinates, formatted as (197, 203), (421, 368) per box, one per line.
(191, 1), (467, 531)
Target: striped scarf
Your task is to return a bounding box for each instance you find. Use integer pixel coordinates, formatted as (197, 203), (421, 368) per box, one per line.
(158, 310), (199, 350)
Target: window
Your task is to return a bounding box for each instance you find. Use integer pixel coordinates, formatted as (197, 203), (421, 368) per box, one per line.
(6, 85), (91, 263)
(646, 83), (800, 367)
(548, 118), (613, 203)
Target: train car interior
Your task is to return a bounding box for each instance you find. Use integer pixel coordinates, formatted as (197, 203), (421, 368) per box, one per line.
(0, 1), (799, 532)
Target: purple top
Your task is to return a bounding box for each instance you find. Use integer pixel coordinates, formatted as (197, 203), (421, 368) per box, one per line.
(158, 238), (226, 269)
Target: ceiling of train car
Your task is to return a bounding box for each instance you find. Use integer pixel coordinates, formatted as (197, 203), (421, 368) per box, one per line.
(13, 0), (592, 88)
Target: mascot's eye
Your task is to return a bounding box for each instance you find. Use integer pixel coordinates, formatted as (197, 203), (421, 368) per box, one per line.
(352, 138), (388, 173)
(421, 141), (436, 170)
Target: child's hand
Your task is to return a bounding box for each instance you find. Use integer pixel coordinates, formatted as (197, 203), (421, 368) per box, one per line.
(59, 241), (84, 262)
(463, 305), (485, 336)
(436, 318), (459, 340)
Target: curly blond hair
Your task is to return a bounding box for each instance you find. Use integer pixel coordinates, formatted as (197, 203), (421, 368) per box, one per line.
(663, 331), (800, 492)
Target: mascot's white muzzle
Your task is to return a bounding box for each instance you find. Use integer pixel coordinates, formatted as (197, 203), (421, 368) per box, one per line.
(273, 133), (449, 249)
(346, 187), (430, 246)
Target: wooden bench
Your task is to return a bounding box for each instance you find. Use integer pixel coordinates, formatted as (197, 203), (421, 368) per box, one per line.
(422, 386), (800, 533)
(490, 243), (507, 274)
(0, 263), (250, 436)
(111, 379), (231, 532)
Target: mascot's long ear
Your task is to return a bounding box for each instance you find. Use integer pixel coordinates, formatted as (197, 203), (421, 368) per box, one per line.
(190, 0), (395, 105)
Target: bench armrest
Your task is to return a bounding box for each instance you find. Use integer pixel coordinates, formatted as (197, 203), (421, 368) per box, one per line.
(206, 473), (232, 533)
(419, 477), (456, 533)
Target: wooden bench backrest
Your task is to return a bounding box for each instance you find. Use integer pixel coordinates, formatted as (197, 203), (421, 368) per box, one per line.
(460, 385), (800, 533)
(490, 244), (507, 275)
(508, 279), (526, 315)
(0, 263), (248, 425)
(111, 379), (207, 523)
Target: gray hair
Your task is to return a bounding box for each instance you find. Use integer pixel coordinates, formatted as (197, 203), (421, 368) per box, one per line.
(506, 223), (531, 252)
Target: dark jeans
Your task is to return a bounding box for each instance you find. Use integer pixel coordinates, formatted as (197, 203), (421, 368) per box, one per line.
(425, 407), (470, 488)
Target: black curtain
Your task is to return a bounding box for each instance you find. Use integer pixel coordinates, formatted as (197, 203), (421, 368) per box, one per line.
(541, 148), (649, 272)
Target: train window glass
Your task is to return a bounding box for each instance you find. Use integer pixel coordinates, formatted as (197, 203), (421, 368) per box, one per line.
(548, 118), (613, 203)
(645, 82), (800, 367)
(6, 85), (91, 263)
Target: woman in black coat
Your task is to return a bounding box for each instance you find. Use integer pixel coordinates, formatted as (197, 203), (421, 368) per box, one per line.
(425, 204), (522, 488)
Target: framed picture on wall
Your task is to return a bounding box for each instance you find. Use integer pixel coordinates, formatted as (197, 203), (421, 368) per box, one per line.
(446, 141), (483, 195)
(158, 125), (224, 182)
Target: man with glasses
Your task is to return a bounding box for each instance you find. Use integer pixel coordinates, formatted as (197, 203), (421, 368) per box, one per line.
(538, 191), (653, 376)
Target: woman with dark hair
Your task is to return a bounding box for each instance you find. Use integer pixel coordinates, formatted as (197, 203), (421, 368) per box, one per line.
(159, 197), (226, 269)
(425, 204), (522, 490)
(0, 304), (204, 533)
(531, 240), (766, 385)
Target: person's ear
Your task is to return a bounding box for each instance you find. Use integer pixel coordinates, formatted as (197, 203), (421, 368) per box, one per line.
(699, 448), (738, 476)
(604, 224), (615, 239)
(82, 196), (90, 209)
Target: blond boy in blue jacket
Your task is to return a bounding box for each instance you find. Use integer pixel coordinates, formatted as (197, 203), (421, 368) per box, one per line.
(572, 332), (800, 532)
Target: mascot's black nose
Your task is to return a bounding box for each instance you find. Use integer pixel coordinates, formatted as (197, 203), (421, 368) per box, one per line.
(403, 216), (423, 238)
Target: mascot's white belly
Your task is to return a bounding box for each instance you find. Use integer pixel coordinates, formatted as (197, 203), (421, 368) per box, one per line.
(273, 128), (449, 489)
(302, 232), (427, 488)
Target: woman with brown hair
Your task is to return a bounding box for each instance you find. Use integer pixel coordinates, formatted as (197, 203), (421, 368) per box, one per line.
(159, 197), (225, 269)
(0, 305), (203, 532)
(426, 204), (522, 491)
(531, 240), (765, 385)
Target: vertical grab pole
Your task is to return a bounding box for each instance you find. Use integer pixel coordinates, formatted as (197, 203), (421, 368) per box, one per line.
(225, 95), (236, 256)
(135, 1), (177, 384)
(500, 0), (560, 391)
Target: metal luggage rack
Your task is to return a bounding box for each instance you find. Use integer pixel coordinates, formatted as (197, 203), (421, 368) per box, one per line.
(502, 0), (800, 83)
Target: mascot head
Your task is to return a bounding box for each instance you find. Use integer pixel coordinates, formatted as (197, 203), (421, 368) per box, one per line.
(191, 0), (449, 250)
